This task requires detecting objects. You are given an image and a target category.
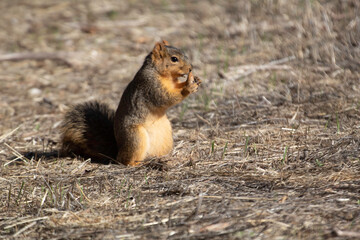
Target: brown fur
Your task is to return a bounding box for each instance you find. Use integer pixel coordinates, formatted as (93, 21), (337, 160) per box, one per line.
(60, 41), (201, 166)
(61, 101), (117, 163)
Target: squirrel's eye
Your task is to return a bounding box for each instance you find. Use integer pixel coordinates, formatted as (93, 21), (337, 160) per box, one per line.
(171, 56), (179, 62)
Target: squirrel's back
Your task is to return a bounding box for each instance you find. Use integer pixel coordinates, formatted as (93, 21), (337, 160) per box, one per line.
(60, 101), (117, 162)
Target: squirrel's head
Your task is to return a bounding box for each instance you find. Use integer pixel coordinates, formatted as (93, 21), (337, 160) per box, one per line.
(150, 40), (192, 80)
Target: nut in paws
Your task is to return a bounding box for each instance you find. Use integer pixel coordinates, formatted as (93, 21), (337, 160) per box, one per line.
(186, 72), (201, 93)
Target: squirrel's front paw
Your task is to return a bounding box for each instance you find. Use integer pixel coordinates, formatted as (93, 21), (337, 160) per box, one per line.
(185, 72), (202, 93)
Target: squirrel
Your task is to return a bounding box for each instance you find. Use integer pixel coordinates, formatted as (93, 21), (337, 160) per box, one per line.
(60, 40), (201, 166)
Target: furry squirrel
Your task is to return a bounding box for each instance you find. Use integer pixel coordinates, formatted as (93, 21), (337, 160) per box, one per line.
(60, 41), (201, 166)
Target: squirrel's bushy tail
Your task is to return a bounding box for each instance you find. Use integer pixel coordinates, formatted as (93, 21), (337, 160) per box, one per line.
(60, 101), (117, 163)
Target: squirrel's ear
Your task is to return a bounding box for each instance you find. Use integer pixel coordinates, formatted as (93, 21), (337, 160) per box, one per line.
(152, 41), (167, 60)
(162, 40), (170, 46)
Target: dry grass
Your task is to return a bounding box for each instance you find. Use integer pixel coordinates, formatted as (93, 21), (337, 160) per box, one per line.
(1, 0), (360, 239)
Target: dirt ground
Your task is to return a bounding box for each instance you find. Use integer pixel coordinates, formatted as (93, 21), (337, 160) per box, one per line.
(1, 0), (360, 239)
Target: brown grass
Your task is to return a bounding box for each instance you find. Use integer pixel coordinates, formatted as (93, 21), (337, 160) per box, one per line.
(1, 0), (360, 239)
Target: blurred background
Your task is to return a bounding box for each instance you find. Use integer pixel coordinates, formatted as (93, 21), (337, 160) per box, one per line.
(1, 0), (359, 105)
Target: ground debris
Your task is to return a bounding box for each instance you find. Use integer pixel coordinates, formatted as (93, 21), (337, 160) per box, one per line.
(1, 0), (360, 239)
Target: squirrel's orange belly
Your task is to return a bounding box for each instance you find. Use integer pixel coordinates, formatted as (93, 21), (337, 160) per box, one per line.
(144, 114), (173, 157)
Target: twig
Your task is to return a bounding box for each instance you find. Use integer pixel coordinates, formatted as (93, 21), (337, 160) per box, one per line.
(203, 195), (273, 201)
(142, 216), (183, 227)
(37, 189), (49, 215)
(76, 182), (91, 202)
(41, 175), (56, 204)
(268, 55), (296, 65)
(71, 159), (91, 174)
(195, 113), (212, 126)
(68, 192), (84, 209)
(223, 55), (296, 81)
(0, 52), (74, 66)
(3, 143), (29, 166)
(13, 221), (37, 237)
(0, 125), (22, 143)
(4, 216), (48, 230)
(333, 229), (360, 238)
(165, 196), (198, 207)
